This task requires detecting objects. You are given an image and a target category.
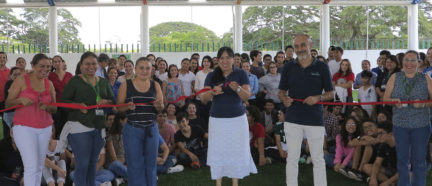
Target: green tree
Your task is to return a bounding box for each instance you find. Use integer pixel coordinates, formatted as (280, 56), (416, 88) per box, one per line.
(0, 8), (23, 43)
(220, 28), (233, 45)
(419, 4), (432, 39)
(16, 8), (82, 46)
(242, 6), (320, 50)
(238, 5), (432, 50)
(329, 6), (408, 41)
(150, 22), (220, 44)
(150, 22), (226, 51)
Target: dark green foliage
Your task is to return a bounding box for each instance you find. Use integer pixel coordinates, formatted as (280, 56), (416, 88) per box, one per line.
(0, 8), (82, 46)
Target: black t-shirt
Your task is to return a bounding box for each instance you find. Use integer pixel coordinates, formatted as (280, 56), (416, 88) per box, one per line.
(0, 80), (13, 111)
(174, 126), (206, 154)
(189, 117), (207, 132)
(376, 143), (397, 170)
(0, 138), (23, 175)
(375, 70), (399, 92)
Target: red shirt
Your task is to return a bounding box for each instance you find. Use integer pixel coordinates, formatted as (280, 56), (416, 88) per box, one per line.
(249, 122), (265, 148)
(48, 72), (72, 102)
(332, 72), (355, 97)
(0, 67), (10, 102)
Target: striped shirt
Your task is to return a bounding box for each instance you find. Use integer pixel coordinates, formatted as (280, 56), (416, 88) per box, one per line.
(125, 79), (157, 127)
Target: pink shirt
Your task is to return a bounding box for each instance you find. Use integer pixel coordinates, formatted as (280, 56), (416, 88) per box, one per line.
(334, 134), (355, 166)
(13, 74), (53, 128)
(159, 123), (176, 148)
(0, 67), (10, 102)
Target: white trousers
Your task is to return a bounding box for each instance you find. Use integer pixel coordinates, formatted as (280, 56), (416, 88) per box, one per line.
(284, 122), (327, 186)
(13, 125), (52, 186)
(43, 159), (66, 184)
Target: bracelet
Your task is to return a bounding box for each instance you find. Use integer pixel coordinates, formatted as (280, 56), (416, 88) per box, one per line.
(236, 86), (242, 93)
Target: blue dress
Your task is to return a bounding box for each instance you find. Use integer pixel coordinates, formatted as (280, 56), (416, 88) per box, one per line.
(165, 80), (183, 105)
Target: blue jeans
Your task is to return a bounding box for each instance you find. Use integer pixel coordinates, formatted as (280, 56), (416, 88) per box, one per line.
(68, 129), (104, 186)
(70, 169), (115, 186)
(394, 125), (432, 186)
(3, 112), (14, 128)
(157, 155), (175, 174)
(324, 153), (335, 168)
(323, 152), (352, 169)
(123, 123), (159, 186)
(177, 149), (207, 167)
(108, 160), (127, 177)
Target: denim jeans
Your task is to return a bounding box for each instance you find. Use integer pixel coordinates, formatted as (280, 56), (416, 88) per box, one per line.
(68, 129), (105, 186)
(323, 152), (352, 169)
(324, 153), (335, 168)
(70, 169), (115, 186)
(177, 149), (207, 167)
(0, 172), (19, 186)
(108, 160), (127, 177)
(123, 122), (159, 186)
(157, 155), (176, 174)
(3, 112), (14, 128)
(393, 124), (432, 186)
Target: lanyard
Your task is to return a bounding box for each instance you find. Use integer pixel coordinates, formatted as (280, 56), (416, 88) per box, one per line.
(402, 73), (418, 99)
(83, 74), (101, 102)
(383, 72), (392, 84)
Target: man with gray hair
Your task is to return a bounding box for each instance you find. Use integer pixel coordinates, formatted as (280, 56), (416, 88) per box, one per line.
(278, 34), (334, 186)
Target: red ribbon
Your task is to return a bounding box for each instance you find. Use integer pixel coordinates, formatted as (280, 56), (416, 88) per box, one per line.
(0, 88), (215, 113)
(292, 98), (432, 106)
(1, 86), (431, 113)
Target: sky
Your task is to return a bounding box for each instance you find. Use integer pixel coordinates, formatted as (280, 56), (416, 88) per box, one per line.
(66, 6), (235, 45)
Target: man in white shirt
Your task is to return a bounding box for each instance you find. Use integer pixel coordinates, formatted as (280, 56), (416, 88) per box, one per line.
(327, 46), (344, 76)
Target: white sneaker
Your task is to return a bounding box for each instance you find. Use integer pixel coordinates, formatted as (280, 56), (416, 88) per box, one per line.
(266, 157), (272, 164)
(100, 181), (112, 186)
(115, 178), (124, 185)
(167, 164), (184, 173)
(306, 156), (312, 164)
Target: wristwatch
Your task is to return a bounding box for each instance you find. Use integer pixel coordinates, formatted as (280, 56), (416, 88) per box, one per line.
(236, 86), (241, 93)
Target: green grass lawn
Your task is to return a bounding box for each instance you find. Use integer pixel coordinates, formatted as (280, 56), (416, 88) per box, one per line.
(0, 121), (3, 140)
(352, 89), (358, 102)
(157, 163), (432, 186)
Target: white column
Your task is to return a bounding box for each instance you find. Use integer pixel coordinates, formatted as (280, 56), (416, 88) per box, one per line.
(140, 5), (150, 56)
(320, 4), (330, 57)
(49, 6), (58, 55)
(234, 5), (243, 53)
(407, 4), (419, 50)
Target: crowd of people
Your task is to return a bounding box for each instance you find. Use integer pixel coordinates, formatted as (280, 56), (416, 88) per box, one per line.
(0, 33), (431, 186)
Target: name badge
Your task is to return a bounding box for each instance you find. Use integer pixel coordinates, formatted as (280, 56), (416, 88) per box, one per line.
(95, 109), (104, 116)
